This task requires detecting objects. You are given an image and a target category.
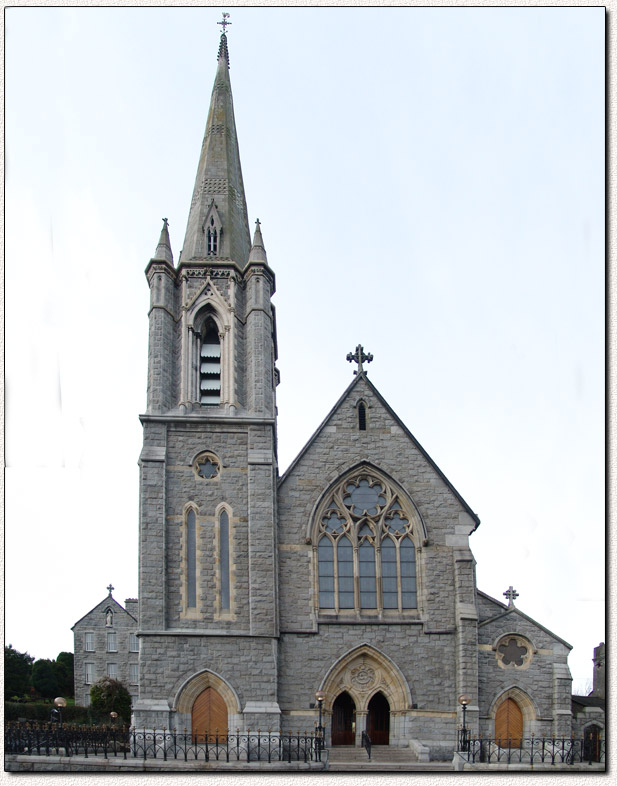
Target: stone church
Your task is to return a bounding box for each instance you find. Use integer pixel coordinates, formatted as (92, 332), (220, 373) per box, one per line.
(115, 29), (582, 759)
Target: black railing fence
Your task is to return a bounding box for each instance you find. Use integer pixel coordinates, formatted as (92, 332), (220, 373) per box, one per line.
(5, 723), (323, 764)
(457, 731), (605, 766)
(361, 730), (372, 760)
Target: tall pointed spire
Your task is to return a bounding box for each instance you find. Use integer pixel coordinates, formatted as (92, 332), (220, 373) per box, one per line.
(179, 24), (251, 267)
(248, 218), (268, 264)
(153, 218), (174, 265)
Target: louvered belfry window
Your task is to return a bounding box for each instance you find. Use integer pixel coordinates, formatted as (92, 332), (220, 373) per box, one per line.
(317, 470), (418, 612)
(200, 320), (221, 405)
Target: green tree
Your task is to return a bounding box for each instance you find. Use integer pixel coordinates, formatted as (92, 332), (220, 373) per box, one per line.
(90, 677), (132, 724)
(53, 652), (74, 697)
(4, 645), (34, 700)
(31, 659), (59, 701)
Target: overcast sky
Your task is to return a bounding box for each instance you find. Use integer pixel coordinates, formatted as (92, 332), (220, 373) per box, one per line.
(5, 6), (604, 696)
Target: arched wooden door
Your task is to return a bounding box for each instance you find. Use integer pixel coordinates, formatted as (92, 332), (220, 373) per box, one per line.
(367, 692), (390, 745)
(331, 692), (356, 746)
(495, 698), (523, 747)
(192, 687), (228, 738)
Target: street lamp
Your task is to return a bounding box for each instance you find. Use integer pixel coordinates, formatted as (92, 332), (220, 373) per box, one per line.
(315, 690), (326, 756)
(51, 697), (67, 728)
(110, 711), (118, 727)
(458, 694), (471, 751)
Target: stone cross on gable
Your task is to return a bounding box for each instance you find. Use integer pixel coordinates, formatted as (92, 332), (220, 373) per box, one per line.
(347, 344), (373, 375)
(503, 586), (519, 606)
(107, 584), (114, 596)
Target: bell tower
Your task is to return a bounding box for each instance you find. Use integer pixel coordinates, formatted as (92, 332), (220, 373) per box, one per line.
(134, 22), (281, 732)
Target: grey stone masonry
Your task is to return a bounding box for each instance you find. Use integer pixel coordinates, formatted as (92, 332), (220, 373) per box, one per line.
(72, 595), (139, 707)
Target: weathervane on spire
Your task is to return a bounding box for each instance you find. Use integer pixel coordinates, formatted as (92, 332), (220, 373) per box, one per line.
(347, 344), (373, 375)
(218, 12), (231, 34)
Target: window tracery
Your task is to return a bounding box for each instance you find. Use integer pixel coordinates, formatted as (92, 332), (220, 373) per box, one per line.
(316, 469), (418, 612)
(495, 634), (534, 670)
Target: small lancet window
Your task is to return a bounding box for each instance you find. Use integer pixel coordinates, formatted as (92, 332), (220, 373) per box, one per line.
(207, 217), (218, 255)
(187, 508), (197, 608)
(358, 402), (367, 431)
(200, 319), (221, 405)
(219, 510), (230, 611)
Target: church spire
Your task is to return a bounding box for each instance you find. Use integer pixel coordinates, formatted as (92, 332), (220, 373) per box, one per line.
(179, 21), (251, 267)
(248, 218), (268, 264)
(153, 218), (174, 265)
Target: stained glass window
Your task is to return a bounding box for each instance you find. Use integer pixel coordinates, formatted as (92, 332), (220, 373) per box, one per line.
(317, 470), (419, 612)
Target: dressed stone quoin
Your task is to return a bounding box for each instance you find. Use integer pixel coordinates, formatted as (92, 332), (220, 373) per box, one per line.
(71, 23), (604, 764)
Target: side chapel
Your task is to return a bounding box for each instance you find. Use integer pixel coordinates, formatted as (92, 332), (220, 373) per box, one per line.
(122, 27), (583, 759)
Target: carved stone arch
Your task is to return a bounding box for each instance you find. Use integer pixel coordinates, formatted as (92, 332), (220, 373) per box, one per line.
(173, 668), (241, 715)
(305, 461), (427, 545)
(318, 644), (412, 714)
(489, 685), (539, 733)
(190, 298), (229, 336)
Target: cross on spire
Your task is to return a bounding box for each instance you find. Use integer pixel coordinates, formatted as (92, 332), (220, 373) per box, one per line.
(107, 584), (114, 596)
(503, 586), (519, 606)
(217, 12), (231, 34)
(347, 344), (373, 375)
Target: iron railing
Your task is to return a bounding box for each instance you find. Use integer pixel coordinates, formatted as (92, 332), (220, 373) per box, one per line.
(361, 730), (372, 760)
(5, 723), (323, 764)
(457, 732), (605, 766)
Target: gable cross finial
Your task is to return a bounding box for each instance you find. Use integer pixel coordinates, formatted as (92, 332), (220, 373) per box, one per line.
(503, 585), (519, 606)
(107, 584), (114, 596)
(346, 344), (373, 375)
(218, 12), (231, 34)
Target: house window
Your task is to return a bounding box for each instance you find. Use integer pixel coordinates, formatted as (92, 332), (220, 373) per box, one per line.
(107, 632), (117, 652)
(85, 663), (95, 685)
(316, 469), (418, 612)
(186, 508), (197, 608)
(200, 319), (221, 405)
(129, 633), (139, 652)
(107, 663), (118, 679)
(129, 664), (139, 684)
(219, 509), (230, 611)
(84, 632), (94, 651)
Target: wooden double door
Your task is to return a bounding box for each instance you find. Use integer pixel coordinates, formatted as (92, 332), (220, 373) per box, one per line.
(192, 687), (228, 738)
(494, 698), (523, 747)
(331, 691), (390, 746)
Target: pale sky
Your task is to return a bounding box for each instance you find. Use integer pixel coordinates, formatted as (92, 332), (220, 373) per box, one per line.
(5, 6), (605, 696)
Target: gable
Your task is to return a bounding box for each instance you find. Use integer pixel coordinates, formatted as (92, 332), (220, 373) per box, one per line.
(278, 373), (480, 541)
(478, 605), (572, 650)
(71, 595), (137, 630)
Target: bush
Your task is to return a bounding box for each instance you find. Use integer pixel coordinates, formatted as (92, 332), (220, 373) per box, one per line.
(89, 678), (132, 725)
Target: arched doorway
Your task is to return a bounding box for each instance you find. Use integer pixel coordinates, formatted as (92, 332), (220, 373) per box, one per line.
(332, 692), (356, 746)
(495, 697), (523, 747)
(192, 686), (228, 737)
(584, 725), (602, 762)
(367, 692), (390, 745)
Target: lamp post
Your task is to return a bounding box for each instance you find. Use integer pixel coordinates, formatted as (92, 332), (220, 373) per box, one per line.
(51, 697), (67, 728)
(110, 711), (118, 727)
(315, 690), (326, 757)
(458, 694), (471, 752)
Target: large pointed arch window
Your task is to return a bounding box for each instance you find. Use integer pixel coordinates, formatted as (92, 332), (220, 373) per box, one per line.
(316, 469), (418, 613)
(200, 319), (221, 405)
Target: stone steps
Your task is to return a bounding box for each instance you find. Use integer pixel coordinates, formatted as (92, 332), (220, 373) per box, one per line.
(326, 745), (452, 772)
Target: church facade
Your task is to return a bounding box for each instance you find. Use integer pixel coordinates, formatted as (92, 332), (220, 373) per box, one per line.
(130, 30), (577, 759)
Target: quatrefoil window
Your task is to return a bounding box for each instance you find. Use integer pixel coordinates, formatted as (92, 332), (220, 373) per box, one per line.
(192, 452), (221, 480)
(496, 635), (533, 669)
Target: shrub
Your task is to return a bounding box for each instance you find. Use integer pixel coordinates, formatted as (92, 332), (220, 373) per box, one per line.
(89, 678), (132, 725)
(4, 702), (91, 725)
